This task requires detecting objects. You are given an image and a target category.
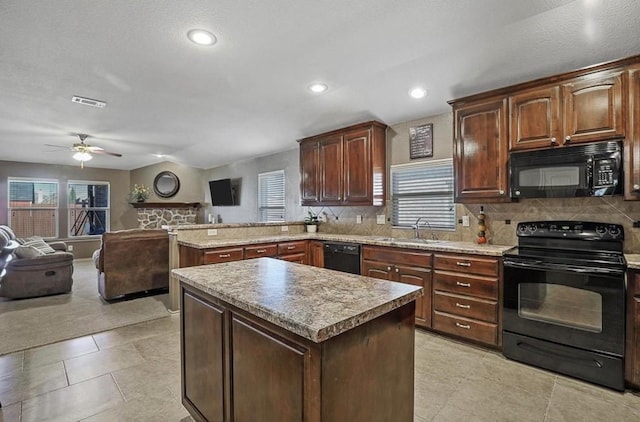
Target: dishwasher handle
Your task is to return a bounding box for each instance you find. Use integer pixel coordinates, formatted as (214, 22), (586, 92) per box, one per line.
(323, 242), (360, 255)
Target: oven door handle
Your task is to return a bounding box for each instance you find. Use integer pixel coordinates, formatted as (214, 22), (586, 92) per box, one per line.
(504, 259), (624, 276)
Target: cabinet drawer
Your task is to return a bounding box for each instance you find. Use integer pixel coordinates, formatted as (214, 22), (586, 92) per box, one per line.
(278, 252), (307, 264)
(433, 311), (498, 345)
(204, 247), (244, 264)
(434, 254), (498, 277)
(433, 271), (497, 300)
(433, 291), (497, 323)
(245, 244), (278, 259)
(362, 245), (432, 267)
(278, 241), (307, 256)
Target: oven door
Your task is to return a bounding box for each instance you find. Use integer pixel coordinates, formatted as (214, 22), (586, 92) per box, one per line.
(503, 257), (625, 356)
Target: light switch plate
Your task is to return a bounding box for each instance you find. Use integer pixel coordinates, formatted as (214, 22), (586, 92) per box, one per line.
(376, 214), (386, 225)
(462, 216), (470, 227)
(207, 229), (218, 236)
(281, 226), (289, 232)
(356, 215), (362, 224)
(67, 244), (74, 251)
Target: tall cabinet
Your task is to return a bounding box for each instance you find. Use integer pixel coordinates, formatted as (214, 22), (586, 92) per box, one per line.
(299, 121), (387, 206)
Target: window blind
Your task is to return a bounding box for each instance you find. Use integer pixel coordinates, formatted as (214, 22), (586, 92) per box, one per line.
(258, 170), (285, 222)
(390, 159), (455, 230)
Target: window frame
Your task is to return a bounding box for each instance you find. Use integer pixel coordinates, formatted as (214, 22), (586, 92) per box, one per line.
(389, 158), (456, 231)
(7, 177), (59, 239)
(67, 180), (111, 238)
(258, 169), (285, 223)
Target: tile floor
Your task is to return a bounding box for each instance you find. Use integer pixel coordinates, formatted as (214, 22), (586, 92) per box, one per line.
(1, 316), (640, 421)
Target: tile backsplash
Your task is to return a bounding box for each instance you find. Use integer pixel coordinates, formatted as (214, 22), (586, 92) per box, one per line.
(307, 196), (640, 253)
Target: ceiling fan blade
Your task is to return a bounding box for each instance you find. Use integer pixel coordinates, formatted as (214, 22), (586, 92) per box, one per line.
(86, 146), (104, 152)
(44, 143), (73, 150)
(92, 149), (122, 157)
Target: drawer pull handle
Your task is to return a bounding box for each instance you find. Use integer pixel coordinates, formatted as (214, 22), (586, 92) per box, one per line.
(219, 253), (231, 258)
(456, 282), (471, 287)
(287, 246), (296, 250)
(455, 322), (471, 330)
(456, 261), (471, 267)
(256, 249), (266, 253)
(455, 302), (471, 309)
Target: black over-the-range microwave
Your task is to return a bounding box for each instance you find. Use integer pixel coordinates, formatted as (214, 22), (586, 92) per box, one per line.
(509, 140), (622, 199)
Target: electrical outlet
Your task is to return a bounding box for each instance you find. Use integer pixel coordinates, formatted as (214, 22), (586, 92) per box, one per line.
(281, 226), (289, 232)
(356, 215), (362, 224)
(67, 244), (74, 251)
(376, 214), (386, 225)
(207, 229), (218, 236)
(462, 216), (470, 227)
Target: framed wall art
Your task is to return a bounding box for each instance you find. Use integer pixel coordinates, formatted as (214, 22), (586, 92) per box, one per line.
(409, 123), (433, 159)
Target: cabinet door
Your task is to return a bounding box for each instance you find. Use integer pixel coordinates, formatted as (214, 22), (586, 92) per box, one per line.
(319, 135), (343, 203)
(562, 70), (625, 145)
(300, 140), (320, 204)
(454, 98), (510, 203)
(308, 240), (324, 268)
(343, 128), (371, 204)
(626, 271), (640, 386)
(231, 314), (309, 422)
(509, 86), (561, 150)
(626, 66), (640, 199)
(361, 260), (393, 280)
(182, 290), (226, 422)
(395, 264), (432, 328)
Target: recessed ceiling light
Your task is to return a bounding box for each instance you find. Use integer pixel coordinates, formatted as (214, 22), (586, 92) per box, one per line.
(187, 29), (217, 46)
(409, 87), (428, 99)
(308, 83), (328, 93)
(154, 154), (165, 158)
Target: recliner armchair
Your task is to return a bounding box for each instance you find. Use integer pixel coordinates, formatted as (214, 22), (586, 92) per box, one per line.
(0, 225), (74, 299)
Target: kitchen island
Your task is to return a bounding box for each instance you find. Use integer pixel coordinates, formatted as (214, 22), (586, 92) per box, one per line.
(173, 257), (422, 422)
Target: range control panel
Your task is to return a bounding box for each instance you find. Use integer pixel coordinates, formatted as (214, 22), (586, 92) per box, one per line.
(516, 221), (624, 240)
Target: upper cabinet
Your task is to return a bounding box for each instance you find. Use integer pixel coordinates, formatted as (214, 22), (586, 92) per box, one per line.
(626, 65), (640, 198)
(509, 69), (625, 151)
(299, 121), (387, 206)
(453, 98), (510, 203)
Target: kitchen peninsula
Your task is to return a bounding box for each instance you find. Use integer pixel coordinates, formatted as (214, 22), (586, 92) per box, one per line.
(173, 258), (422, 422)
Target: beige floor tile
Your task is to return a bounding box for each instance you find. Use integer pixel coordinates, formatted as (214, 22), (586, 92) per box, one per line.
(79, 394), (189, 422)
(0, 401), (21, 422)
(444, 375), (549, 422)
(92, 314), (179, 350)
(0, 361), (67, 406)
(546, 381), (640, 422)
(111, 357), (181, 401)
(23, 336), (98, 370)
(132, 332), (181, 362)
(64, 343), (145, 385)
(21, 373), (123, 422)
(414, 372), (460, 421)
(0, 352), (23, 379)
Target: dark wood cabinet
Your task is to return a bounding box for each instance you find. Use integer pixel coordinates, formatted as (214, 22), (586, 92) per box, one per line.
(509, 86), (561, 150)
(179, 245), (244, 267)
(308, 240), (324, 268)
(432, 253), (501, 347)
(245, 243), (278, 259)
(626, 270), (640, 388)
(299, 121), (387, 206)
(626, 65), (640, 199)
(362, 245), (432, 328)
(453, 98), (510, 203)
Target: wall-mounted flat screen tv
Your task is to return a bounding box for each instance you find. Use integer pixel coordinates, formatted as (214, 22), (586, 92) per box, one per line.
(209, 178), (236, 206)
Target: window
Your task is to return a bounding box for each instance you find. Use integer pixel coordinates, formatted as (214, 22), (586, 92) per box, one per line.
(390, 159), (455, 230)
(68, 181), (110, 237)
(258, 170), (285, 222)
(8, 178), (59, 238)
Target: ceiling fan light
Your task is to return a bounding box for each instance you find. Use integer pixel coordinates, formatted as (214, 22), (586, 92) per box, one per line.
(73, 151), (92, 161)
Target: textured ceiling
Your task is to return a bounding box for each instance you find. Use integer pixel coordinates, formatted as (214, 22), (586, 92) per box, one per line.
(1, 0), (639, 170)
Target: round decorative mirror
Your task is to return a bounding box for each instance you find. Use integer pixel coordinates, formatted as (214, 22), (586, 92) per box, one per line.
(153, 171), (180, 198)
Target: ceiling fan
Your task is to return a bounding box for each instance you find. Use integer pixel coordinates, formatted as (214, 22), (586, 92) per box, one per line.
(46, 134), (122, 168)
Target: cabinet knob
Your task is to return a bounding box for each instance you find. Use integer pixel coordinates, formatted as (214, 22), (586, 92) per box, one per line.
(395, 268), (399, 273)
(550, 137), (557, 144)
(499, 190), (505, 195)
(387, 266), (392, 271)
(634, 184), (640, 191)
(564, 135), (571, 144)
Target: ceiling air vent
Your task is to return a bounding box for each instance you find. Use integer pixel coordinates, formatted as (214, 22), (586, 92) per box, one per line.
(71, 96), (106, 108)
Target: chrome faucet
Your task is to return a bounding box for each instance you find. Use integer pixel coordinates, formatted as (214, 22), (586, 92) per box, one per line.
(412, 217), (438, 240)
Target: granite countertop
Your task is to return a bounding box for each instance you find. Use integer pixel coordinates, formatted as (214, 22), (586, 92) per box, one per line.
(173, 258), (422, 343)
(178, 233), (514, 256)
(626, 254), (640, 269)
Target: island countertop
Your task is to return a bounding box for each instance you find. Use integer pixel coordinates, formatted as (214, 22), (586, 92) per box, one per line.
(173, 257), (422, 343)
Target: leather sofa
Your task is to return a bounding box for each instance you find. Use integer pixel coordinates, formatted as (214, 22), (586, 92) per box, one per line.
(93, 229), (169, 300)
(0, 225), (74, 299)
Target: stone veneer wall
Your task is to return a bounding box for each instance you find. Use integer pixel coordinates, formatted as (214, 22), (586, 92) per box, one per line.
(136, 208), (197, 229)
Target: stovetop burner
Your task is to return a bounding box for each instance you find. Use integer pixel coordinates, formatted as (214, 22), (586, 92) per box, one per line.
(505, 246), (626, 269)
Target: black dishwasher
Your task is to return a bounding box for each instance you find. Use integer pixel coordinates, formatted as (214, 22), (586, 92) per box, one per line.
(323, 242), (361, 275)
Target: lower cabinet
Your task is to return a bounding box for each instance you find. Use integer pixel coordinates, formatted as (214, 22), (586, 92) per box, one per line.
(362, 245), (432, 328)
(432, 253), (501, 347)
(181, 284), (416, 422)
(277, 240), (308, 264)
(626, 270), (640, 388)
(308, 240), (325, 267)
